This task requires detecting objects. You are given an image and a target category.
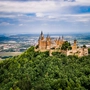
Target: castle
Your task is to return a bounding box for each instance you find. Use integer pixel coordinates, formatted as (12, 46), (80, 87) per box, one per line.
(35, 31), (88, 57)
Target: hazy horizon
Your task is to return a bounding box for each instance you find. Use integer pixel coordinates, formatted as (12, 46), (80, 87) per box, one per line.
(1, 31), (90, 35)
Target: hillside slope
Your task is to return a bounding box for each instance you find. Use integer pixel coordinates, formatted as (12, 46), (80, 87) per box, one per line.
(0, 46), (90, 90)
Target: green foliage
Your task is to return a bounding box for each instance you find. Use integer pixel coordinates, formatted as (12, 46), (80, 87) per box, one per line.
(52, 52), (66, 58)
(52, 52), (61, 56)
(61, 41), (72, 50)
(83, 45), (86, 48)
(0, 46), (90, 90)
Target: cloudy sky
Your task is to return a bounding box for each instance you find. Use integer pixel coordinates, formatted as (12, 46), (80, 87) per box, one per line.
(0, 0), (90, 34)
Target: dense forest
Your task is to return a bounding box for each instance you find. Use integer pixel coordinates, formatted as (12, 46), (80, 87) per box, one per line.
(0, 46), (90, 90)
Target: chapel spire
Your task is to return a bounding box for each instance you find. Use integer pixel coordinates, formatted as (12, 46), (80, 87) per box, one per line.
(39, 31), (44, 40)
(41, 31), (43, 36)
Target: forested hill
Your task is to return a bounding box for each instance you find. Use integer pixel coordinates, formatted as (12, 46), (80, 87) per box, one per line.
(0, 46), (90, 90)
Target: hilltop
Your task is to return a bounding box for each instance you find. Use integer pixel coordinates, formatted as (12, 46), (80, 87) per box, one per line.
(0, 46), (90, 90)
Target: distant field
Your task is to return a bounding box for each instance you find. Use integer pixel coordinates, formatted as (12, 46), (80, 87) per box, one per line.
(0, 52), (22, 57)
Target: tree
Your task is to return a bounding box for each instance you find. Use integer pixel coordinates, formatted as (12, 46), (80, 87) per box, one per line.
(83, 45), (86, 48)
(0, 46), (90, 90)
(61, 41), (72, 50)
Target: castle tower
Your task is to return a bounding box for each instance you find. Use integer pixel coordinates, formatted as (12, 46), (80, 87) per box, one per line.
(74, 39), (77, 44)
(46, 34), (50, 40)
(72, 39), (77, 50)
(55, 36), (64, 48)
(55, 37), (60, 46)
(60, 36), (64, 46)
(40, 31), (44, 40)
(46, 34), (51, 49)
(38, 31), (46, 49)
(58, 36), (62, 47)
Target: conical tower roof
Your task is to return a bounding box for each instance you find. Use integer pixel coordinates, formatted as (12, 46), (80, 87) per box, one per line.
(74, 39), (77, 44)
(39, 31), (44, 40)
(41, 31), (43, 36)
(46, 34), (51, 40)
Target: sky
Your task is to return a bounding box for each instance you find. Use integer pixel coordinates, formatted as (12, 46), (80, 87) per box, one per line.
(0, 0), (90, 34)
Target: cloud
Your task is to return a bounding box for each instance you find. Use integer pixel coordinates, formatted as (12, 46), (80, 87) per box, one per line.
(75, 0), (90, 6)
(0, 0), (90, 26)
(55, 14), (90, 23)
(0, 0), (75, 1)
(0, 13), (90, 25)
(36, 13), (44, 17)
(0, 1), (58, 13)
(0, 14), (16, 18)
(19, 24), (23, 26)
(0, 22), (14, 26)
(0, 0), (90, 14)
(76, 0), (90, 3)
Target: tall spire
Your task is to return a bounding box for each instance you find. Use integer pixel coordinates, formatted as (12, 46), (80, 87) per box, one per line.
(46, 34), (51, 41)
(39, 31), (44, 40)
(41, 31), (43, 36)
(47, 34), (50, 38)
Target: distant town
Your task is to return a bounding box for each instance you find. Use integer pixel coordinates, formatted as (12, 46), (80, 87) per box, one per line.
(0, 34), (38, 59)
(0, 34), (38, 52)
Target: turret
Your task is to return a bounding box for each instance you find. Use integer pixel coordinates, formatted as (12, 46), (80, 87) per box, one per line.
(39, 31), (44, 40)
(72, 39), (77, 50)
(41, 31), (43, 36)
(46, 34), (51, 49)
(38, 31), (45, 49)
(74, 39), (77, 44)
(57, 36), (61, 46)
(46, 34), (50, 41)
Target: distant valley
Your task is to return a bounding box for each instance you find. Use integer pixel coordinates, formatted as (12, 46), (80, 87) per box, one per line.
(0, 33), (90, 59)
